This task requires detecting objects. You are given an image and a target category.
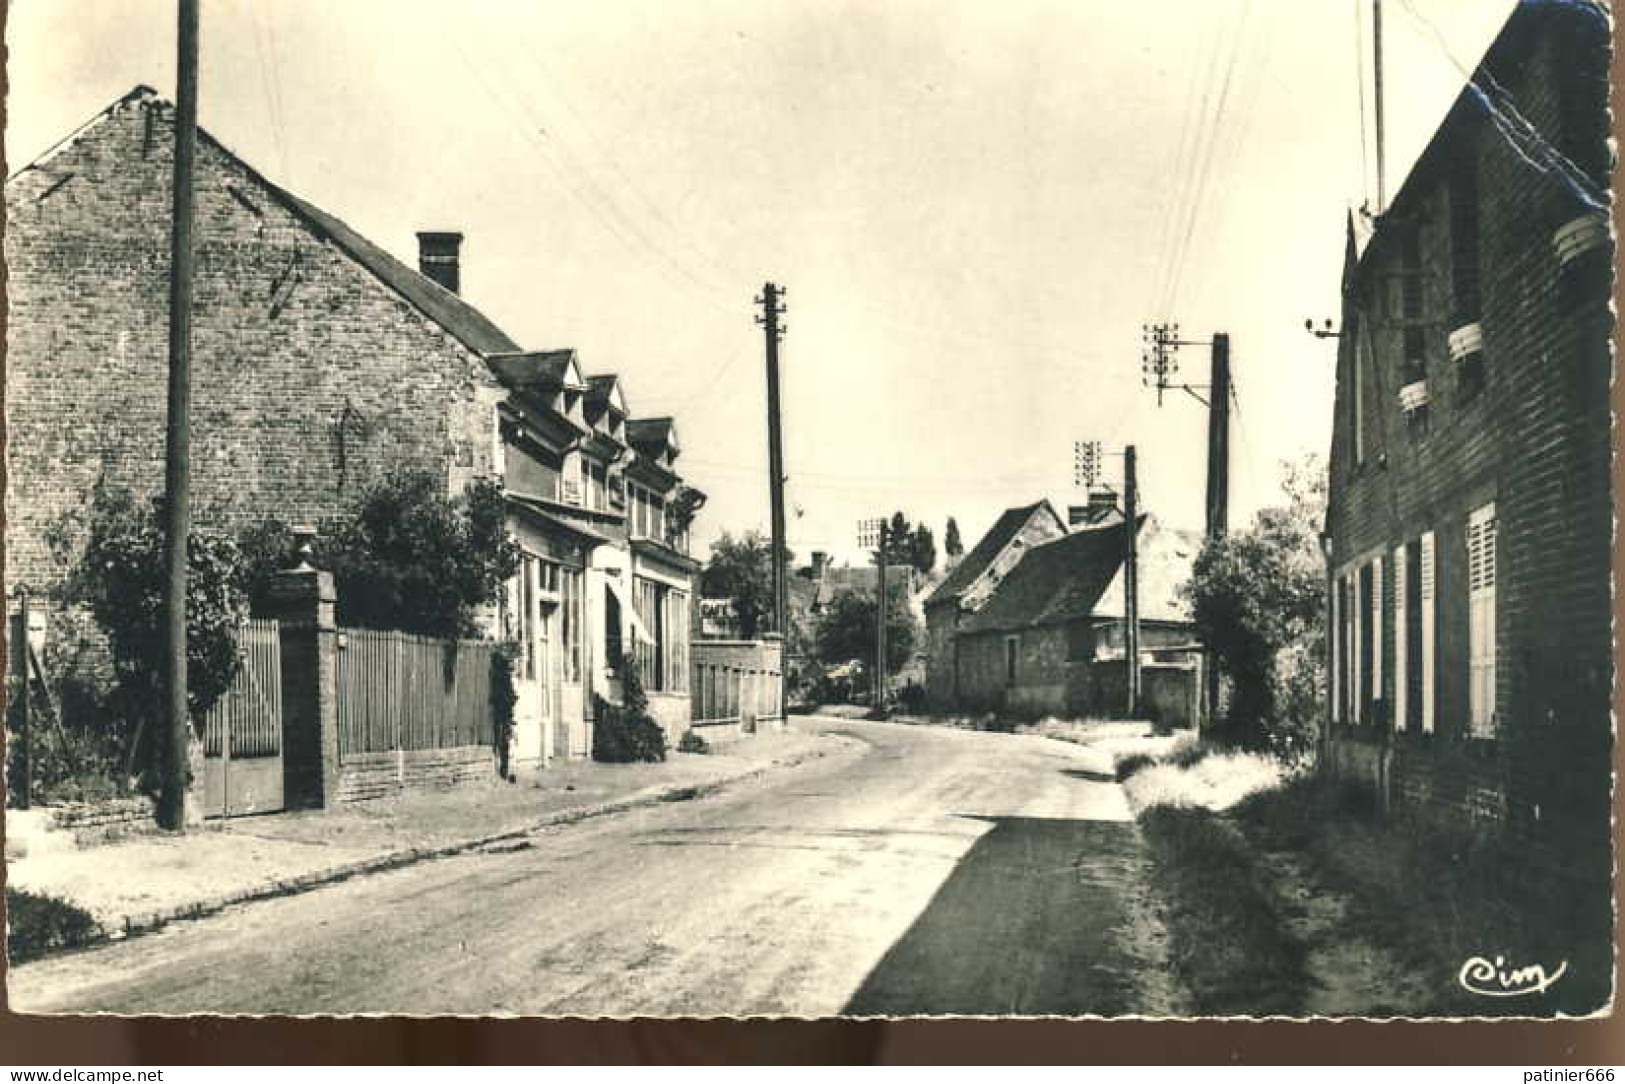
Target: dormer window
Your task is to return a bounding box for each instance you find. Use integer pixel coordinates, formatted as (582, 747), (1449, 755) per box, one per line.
(1448, 131), (1486, 397)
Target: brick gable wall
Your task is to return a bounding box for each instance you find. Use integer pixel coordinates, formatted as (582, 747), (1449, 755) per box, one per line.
(5, 96), (504, 600)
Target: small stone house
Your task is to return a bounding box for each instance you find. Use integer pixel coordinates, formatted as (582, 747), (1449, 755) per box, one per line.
(1321, 0), (1610, 856)
(921, 501), (1068, 710)
(949, 514), (1200, 722)
(6, 87), (703, 779)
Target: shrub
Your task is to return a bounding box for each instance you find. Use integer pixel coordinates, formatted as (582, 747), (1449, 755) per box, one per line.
(592, 696), (667, 763)
(592, 655), (666, 763)
(677, 729), (710, 755)
(1181, 457), (1325, 754)
(6, 888), (101, 962)
(57, 485), (248, 791)
(239, 471), (520, 638)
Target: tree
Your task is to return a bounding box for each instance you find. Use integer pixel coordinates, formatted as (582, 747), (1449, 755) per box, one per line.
(66, 484), (250, 788)
(910, 524), (937, 574)
(944, 517), (964, 559)
(701, 530), (793, 640)
(815, 590), (916, 673)
(885, 511), (913, 563)
(240, 470), (520, 639)
(1181, 456), (1326, 758)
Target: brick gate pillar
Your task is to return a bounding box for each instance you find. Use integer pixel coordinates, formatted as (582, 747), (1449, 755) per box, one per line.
(264, 566), (338, 810)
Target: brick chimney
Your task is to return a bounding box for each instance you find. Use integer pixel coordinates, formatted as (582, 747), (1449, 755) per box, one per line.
(1069, 489), (1120, 527)
(416, 231), (463, 294)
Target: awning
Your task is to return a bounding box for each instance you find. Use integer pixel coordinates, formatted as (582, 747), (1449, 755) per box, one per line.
(605, 577), (654, 645)
(507, 493), (614, 547)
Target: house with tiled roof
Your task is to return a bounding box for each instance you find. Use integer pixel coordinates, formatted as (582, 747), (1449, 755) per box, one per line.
(6, 86), (704, 785)
(921, 501), (1066, 709)
(948, 514), (1199, 722)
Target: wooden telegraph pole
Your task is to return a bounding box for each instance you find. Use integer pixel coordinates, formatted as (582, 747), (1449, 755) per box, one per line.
(1205, 334), (1231, 538)
(876, 522), (888, 711)
(160, 0), (200, 831)
(756, 283), (789, 719)
(1124, 445), (1141, 716)
(1141, 323), (1230, 724)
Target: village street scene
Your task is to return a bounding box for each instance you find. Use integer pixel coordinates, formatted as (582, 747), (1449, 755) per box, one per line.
(3, 1), (1614, 1020)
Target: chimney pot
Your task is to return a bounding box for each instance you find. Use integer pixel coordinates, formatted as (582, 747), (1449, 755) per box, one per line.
(417, 231), (464, 294)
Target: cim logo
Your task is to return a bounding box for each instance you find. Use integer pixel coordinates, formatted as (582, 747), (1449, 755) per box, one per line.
(1458, 954), (1569, 998)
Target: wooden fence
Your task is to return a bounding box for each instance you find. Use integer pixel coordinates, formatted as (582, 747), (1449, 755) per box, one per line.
(336, 628), (496, 758)
(203, 618), (283, 758)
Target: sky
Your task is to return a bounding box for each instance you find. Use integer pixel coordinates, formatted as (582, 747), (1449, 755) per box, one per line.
(6, 0), (1518, 568)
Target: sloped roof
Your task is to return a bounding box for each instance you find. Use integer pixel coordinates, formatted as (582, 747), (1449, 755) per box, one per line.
(585, 374), (628, 415)
(960, 517), (1139, 635)
(12, 87), (523, 360)
(486, 350), (587, 394)
(925, 501), (1058, 607)
(628, 416), (678, 455)
(1091, 516), (1200, 625)
(265, 189), (519, 357)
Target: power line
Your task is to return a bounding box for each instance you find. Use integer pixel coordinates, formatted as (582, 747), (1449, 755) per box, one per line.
(245, 2), (290, 183)
(1355, 0), (1371, 210)
(1163, 0), (1254, 318)
(1395, 0), (1606, 211)
(442, 22), (741, 318)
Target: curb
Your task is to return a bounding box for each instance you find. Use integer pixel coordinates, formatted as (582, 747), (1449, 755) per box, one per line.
(37, 738), (854, 959)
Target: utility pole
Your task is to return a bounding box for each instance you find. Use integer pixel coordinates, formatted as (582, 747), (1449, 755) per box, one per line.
(1124, 445), (1140, 716)
(877, 522), (888, 711)
(1142, 322), (1230, 724)
(160, 0), (200, 832)
(858, 517), (889, 711)
(1373, 0), (1387, 214)
(1205, 333), (1231, 538)
(756, 282), (788, 719)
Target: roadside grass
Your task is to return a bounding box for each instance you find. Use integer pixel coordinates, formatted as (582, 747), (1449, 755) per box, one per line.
(1122, 748), (1283, 814)
(1138, 805), (1310, 1015)
(6, 887), (101, 963)
(1232, 776), (1613, 1016)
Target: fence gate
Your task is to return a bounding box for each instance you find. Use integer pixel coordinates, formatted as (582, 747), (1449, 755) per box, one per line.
(203, 619), (284, 818)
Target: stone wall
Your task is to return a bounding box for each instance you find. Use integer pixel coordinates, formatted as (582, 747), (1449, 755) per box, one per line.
(43, 797), (158, 846)
(335, 746), (497, 804)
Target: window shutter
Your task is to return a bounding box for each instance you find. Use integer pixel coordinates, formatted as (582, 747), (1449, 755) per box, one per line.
(1420, 531), (1436, 733)
(1394, 544), (1408, 731)
(1330, 573), (1341, 725)
(1467, 503), (1497, 737)
(1371, 555), (1384, 710)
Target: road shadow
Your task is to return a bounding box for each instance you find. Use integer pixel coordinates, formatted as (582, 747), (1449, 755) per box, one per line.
(1060, 767), (1117, 784)
(842, 815), (1157, 1017)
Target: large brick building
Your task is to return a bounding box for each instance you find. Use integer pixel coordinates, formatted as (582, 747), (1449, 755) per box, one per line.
(6, 87), (701, 770)
(1322, 0), (1610, 868)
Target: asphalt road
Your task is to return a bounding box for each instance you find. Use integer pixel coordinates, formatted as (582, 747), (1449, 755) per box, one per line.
(8, 718), (1179, 1017)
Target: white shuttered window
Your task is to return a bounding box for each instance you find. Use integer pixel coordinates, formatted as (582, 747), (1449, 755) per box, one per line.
(1467, 503), (1498, 737)
(1394, 544), (1408, 731)
(1371, 555), (1384, 712)
(1420, 531), (1437, 733)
